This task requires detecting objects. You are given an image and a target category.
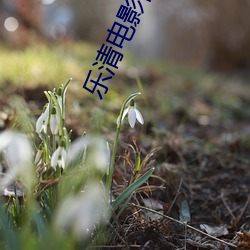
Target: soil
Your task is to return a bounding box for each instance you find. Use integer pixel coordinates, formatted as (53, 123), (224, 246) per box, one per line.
(1, 68), (250, 250)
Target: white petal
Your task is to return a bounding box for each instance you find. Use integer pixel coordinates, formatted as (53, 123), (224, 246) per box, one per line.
(60, 148), (67, 169)
(36, 113), (45, 133)
(55, 183), (109, 240)
(0, 130), (14, 151)
(135, 109), (144, 125)
(67, 137), (88, 163)
(35, 150), (42, 164)
(1, 132), (33, 190)
(121, 108), (129, 121)
(36, 105), (50, 134)
(43, 104), (50, 120)
(6, 133), (32, 170)
(41, 121), (47, 133)
(51, 147), (61, 168)
(57, 96), (63, 112)
(128, 107), (136, 128)
(50, 114), (59, 135)
(93, 138), (110, 173)
(58, 159), (64, 169)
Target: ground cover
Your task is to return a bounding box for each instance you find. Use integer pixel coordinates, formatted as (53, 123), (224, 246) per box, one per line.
(0, 42), (249, 249)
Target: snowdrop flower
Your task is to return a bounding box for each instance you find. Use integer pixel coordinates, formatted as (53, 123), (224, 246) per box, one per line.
(35, 144), (43, 164)
(57, 87), (63, 111)
(88, 137), (110, 173)
(50, 106), (59, 135)
(0, 130), (33, 190)
(67, 136), (110, 173)
(36, 103), (50, 133)
(54, 182), (109, 240)
(51, 142), (67, 169)
(120, 99), (144, 128)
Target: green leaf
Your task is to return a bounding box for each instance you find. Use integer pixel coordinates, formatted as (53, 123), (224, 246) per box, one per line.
(112, 167), (154, 211)
(179, 199), (191, 222)
(0, 208), (21, 250)
(112, 193), (133, 225)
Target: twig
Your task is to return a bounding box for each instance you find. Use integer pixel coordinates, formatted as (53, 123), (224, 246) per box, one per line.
(89, 244), (141, 248)
(130, 203), (237, 249)
(233, 192), (250, 227)
(184, 221), (187, 250)
(221, 190), (236, 221)
(166, 178), (183, 215)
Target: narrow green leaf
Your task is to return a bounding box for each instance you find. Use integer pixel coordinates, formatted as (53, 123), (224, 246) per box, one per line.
(179, 199), (191, 222)
(32, 210), (45, 237)
(112, 193), (133, 225)
(112, 167), (154, 211)
(0, 208), (21, 250)
(135, 152), (141, 172)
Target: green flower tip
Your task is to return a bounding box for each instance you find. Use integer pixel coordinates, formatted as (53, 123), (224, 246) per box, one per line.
(129, 99), (135, 107)
(42, 103), (48, 113)
(51, 106), (57, 115)
(57, 87), (62, 96)
(59, 139), (66, 148)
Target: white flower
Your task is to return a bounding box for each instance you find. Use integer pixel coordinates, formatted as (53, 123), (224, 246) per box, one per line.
(0, 130), (33, 190)
(36, 104), (49, 133)
(57, 95), (63, 112)
(35, 144), (43, 164)
(67, 136), (110, 173)
(56, 87), (63, 112)
(88, 137), (110, 173)
(51, 145), (67, 169)
(120, 100), (144, 128)
(54, 182), (109, 240)
(50, 106), (59, 135)
(35, 149), (42, 164)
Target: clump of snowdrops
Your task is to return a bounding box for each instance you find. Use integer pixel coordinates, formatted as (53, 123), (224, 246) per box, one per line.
(0, 79), (154, 249)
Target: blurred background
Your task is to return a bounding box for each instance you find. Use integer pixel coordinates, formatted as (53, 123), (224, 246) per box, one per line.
(0, 2), (250, 249)
(1, 0), (250, 135)
(1, 0), (250, 72)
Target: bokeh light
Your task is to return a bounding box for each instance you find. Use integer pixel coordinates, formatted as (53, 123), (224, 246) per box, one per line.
(41, 0), (55, 5)
(42, 0), (55, 5)
(4, 17), (19, 32)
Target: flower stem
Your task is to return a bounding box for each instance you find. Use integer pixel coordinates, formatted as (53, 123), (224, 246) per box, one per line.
(106, 92), (141, 197)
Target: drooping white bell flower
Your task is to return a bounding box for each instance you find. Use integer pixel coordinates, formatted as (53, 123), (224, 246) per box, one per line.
(57, 95), (63, 112)
(120, 99), (144, 128)
(87, 137), (110, 173)
(50, 106), (59, 135)
(51, 142), (67, 169)
(35, 143), (43, 165)
(36, 103), (50, 133)
(57, 87), (63, 112)
(0, 130), (33, 190)
(54, 182), (109, 240)
(67, 135), (110, 173)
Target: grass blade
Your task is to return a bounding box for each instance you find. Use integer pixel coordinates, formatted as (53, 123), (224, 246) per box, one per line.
(112, 167), (154, 211)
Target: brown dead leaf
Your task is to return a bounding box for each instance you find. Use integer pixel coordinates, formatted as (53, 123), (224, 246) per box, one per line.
(200, 224), (229, 237)
(237, 231), (250, 248)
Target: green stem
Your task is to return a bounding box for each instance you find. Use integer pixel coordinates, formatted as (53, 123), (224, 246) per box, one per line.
(62, 78), (72, 127)
(106, 92), (141, 196)
(52, 134), (56, 152)
(45, 97), (53, 164)
(49, 92), (63, 136)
